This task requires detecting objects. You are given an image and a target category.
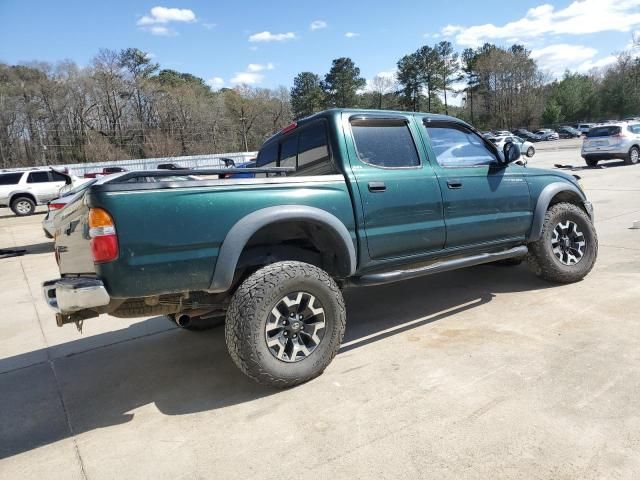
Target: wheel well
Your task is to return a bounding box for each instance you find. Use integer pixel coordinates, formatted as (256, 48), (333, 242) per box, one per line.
(548, 191), (586, 213)
(235, 220), (352, 281)
(10, 192), (36, 205)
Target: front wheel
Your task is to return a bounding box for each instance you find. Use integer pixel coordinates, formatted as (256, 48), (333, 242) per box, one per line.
(225, 261), (346, 388)
(527, 202), (597, 283)
(625, 146), (639, 165)
(526, 146), (535, 157)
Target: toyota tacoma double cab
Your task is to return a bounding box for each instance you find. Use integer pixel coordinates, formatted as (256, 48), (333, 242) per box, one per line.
(43, 109), (597, 387)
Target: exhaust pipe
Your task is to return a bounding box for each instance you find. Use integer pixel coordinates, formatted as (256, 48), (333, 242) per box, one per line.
(175, 313), (192, 328)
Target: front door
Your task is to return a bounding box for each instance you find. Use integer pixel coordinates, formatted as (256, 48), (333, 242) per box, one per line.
(420, 119), (532, 250)
(344, 113), (445, 261)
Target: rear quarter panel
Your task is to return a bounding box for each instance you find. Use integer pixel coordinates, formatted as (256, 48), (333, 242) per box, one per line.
(87, 177), (355, 298)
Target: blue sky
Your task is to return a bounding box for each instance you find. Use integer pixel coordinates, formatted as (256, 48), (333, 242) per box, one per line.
(1, 0), (639, 96)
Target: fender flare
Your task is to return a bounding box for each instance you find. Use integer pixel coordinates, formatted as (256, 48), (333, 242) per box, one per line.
(8, 190), (37, 205)
(209, 205), (357, 292)
(528, 182), (588, 242)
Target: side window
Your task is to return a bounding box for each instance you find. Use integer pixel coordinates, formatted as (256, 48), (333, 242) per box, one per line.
(256, 142), (278, 167)
(350, 118), (420, 168)
(50, 172), (68, 182)
(0, 173), (23, 185)
(296, 122), (334, 176)
(279, 135), (298, 169)
(27, 172), (51, 183)
(424, 122), (498, 167)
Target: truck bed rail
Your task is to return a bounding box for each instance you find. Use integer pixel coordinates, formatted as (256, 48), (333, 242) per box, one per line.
(106, 167), (295, 183)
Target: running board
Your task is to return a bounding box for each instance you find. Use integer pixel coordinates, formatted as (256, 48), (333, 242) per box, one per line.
(351, 246), (528, 287)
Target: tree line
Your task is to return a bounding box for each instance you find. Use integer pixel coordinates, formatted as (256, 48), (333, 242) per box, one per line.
(1, 41), (639, 168)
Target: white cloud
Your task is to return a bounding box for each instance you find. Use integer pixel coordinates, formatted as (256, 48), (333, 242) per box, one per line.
(137, 6), (196, 36)
(149, 25), (176, 36)
(247, 63), (275, 72)
(207, 77), (225, 89)
(423, 32), (441, 39)
(230, 72), (264, 84)
(345, 32), (360, 38)
(531, 43), (598, 76)
(248, 31), (297, 42)
(137, 6), (196, 25)
(310, 20), (327, 31)
(202, 22), (217, 30)
(577, 55), (618, 71)
(442, 0), (640, 47)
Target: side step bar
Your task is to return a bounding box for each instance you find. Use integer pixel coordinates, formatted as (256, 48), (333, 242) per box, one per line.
(351, 246), (528, 287)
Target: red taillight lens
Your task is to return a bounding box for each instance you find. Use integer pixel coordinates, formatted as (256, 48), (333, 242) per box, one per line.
(90, 235), (119, 263)
(49, 203), (65, 210)
(88, 208), (118, 263)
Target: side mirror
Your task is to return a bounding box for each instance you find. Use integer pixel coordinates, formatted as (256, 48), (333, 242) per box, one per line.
(503, 142), (521, 164)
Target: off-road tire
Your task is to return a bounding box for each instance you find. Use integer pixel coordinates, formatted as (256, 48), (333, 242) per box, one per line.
(11, 196), (35, 216)
(585, 157), (599, 168)
(225, 261), (346, 388)
(625, 146), (639, 165)
(527, 202), (597, 283)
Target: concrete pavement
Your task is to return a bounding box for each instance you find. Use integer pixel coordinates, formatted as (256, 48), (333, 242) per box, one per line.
(1, 147), (639, 479)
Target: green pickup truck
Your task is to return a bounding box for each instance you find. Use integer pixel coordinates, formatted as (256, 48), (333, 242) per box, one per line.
(43, 109), (597, 387)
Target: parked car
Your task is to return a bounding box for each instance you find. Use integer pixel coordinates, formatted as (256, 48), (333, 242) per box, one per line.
(512, 129), (541, 142)
(0, 168), (76, 216)
(493, 130), (512, 137)
(44, 109), (597, 387)
(557, 126), (582, 139)
(577, 123), (594, 134)
(534, 129), (560, 141)
(489, 135), (536, 158)
(42, 179), (98, 238)
(157, 163), (187, 170)
(84, 167), (127, 179)
(581, 122), (640, 167)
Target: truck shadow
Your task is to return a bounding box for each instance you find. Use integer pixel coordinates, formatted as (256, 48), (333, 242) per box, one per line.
(0, 262), (554, 459)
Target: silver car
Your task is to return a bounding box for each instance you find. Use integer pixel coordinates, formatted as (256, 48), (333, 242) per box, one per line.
(581, 122), (640, 167)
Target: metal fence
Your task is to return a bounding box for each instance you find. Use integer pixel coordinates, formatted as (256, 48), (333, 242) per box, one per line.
(4, 152), (258, 177)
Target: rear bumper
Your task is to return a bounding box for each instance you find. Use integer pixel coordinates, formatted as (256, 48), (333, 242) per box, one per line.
(582, 152), (627, 161)
(42, 278), (110, 314)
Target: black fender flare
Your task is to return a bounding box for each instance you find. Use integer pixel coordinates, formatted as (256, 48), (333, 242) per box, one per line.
(528, 182), (589, 242)
(208, 205), (357, 292)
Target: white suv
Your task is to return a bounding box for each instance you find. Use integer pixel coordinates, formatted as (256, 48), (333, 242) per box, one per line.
(581, 122), (640, 167)
(0, 169), (72, 216)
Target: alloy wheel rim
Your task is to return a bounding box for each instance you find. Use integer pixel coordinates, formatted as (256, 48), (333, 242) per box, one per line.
(265, 291), (326, 363)
(16, 201), (31, 214)
(551, 220), (586, 265)
(631, 149), (639, 163)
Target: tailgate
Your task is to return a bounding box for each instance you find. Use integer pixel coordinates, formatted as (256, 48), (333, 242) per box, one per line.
(53, 195), (96, 275)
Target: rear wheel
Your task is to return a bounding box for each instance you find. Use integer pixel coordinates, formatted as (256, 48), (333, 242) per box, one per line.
(625, 146), (639, 165)
(526, 146), (535, 157)
(11, 197), (35, 216)
(527, 202), (597, 283)
(225, 261), (346, 388)
(585, 157), (599, 168)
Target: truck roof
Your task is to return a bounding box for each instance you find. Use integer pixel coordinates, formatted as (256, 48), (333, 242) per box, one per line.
(263, 108), (467, 145)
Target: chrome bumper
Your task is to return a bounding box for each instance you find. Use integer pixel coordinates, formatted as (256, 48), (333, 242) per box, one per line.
(42, 278), (110, 314)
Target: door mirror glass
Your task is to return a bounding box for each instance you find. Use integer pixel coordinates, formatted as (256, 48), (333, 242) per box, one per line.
(503, 142), (521, 164)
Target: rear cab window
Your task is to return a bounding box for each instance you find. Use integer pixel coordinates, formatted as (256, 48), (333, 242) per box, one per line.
(257, 121), (336, 176)
(0, 173), (23, 185)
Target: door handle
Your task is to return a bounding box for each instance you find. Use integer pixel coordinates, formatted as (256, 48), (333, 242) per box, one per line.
(447, 180), (463, 189)
(368, 181), (386, 193)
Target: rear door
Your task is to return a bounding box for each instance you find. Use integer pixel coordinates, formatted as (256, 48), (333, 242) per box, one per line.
(420, 119), (532, 249)
(343, 113), (445, 261)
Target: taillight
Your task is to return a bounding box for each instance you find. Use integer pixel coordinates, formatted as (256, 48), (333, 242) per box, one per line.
(49, 203), (65, 210)
(88, 208), (118, 263)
